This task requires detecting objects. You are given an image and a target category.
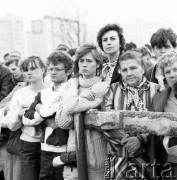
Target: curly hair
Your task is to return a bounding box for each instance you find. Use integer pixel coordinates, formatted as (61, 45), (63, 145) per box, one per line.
(74, 43), (103, 76)
(47, 51), (73, 73)
(97, 23), (125, 55)
(150, 28), (177, 49)
(158, 50), (177, 75)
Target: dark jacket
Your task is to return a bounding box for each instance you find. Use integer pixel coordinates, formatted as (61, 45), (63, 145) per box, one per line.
(152, 86), (171, 112)
(0, 64), (14, 102)
(151, 87), (177, 166)
(145, 64), (167, 85)
(152, 87), (177, 162)
(0, 64), (15, 147)
(110, 61), (122, 84)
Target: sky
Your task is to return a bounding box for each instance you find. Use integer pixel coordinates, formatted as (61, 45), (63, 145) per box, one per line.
(1, 0), (177, 29)
(1, 0), (177, 47)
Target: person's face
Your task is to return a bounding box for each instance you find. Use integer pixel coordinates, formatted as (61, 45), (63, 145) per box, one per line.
(102, 30), (120, 56)
(48, 63), (68, 85)
(26, 61), (44, 83)
(164, 61), (177, 88)
(153, 40), (174, 59)
(142, 54), (152, 69)
(78, 52), (99, 79)
(120, 59), (144, 87)
(10, 52), (21, 61)
(8, 62), (22, 80)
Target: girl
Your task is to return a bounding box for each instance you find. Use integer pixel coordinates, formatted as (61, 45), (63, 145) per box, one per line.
(6, 56), (47, 180)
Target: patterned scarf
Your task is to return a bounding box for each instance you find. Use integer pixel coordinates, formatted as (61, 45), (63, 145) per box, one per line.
(102, 61), (117, 84)
(121, 77), (149, 111)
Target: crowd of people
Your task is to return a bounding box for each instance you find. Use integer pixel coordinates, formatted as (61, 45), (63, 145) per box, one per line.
(0, 23), (177, 180)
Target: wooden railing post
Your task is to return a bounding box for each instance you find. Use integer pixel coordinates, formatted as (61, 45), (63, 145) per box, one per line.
(74, 113), (88, 180)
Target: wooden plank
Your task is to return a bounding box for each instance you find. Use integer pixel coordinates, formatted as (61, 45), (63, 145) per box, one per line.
(74, 113), (88, 180)
(84, 109), (177, 136)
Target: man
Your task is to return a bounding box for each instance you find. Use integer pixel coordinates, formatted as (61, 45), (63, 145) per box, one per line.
(145, 28), (177, 90)
(5, 59), (24, 86)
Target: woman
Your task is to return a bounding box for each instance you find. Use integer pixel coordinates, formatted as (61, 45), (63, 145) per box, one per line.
(97, 23), (125, 84)
(103, 50), (159, 179)
(152, 50), (177, 179)
(55, 43), (109, 180)
(6, 56), (47, 180)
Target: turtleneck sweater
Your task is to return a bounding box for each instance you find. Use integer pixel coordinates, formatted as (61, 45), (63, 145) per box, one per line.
(56, 76), (109, 179)
(55, 76), (109, 128)
(64, 76), (108, 113)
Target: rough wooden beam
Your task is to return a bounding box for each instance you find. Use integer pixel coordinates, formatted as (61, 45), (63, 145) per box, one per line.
(84, 110), (177, 136)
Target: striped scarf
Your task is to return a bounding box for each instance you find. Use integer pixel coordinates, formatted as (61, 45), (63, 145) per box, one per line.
(103, 78), (153, 180)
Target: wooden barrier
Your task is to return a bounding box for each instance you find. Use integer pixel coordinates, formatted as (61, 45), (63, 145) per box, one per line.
(84, 109), (177, 136)
(75, 109), (177, 180)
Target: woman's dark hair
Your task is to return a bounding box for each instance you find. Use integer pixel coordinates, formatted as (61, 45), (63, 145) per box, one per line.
(97, 23), (125, 55)
(20, 56), (47, 77)
(47, 50), (73, 73)
(74, 43), (103, 76)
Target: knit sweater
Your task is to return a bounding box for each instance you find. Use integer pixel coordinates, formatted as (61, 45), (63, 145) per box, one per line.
(55, 76), (109, 128)
(6, 86), (45, 142)
(0, 82), (27, 128)
(57, 76), (109, 179)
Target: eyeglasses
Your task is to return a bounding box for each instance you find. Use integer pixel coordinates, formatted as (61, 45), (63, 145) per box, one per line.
(48, 67), (66, 73)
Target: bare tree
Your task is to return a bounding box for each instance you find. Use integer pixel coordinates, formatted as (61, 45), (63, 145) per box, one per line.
(51, 1), (88, 48)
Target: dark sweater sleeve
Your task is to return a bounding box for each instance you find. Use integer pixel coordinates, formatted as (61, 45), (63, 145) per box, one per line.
(24, 92), (42, 119)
